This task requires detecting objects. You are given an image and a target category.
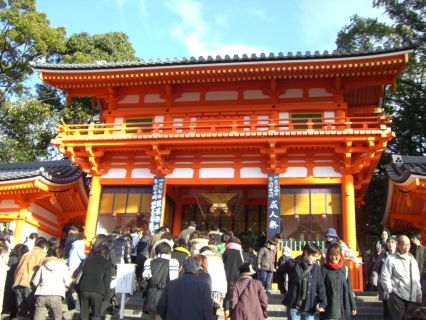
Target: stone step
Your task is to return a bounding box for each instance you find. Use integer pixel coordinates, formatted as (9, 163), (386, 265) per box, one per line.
(56, 290), (384, 320)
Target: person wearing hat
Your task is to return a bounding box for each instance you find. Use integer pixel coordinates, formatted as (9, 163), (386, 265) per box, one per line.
(276, 242), (327, 320)
(229, 262), (268, 320)
(324, 228), (360, 265)
(257, 239), (276, 294)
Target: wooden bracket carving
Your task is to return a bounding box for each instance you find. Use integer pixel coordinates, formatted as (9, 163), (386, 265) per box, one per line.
(147, 145), (172, 175)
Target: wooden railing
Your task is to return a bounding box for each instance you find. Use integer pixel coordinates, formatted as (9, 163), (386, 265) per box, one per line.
(57, 115), (390, 138)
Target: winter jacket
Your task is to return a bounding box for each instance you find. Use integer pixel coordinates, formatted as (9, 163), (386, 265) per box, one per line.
(171, 247), (190, 267)
(13, 247), (47, 289)
(380, 252), (422, 302)
(0, 255), (9, 315)
(257, 246), (275, 272)
(203, 252), (228, 296)
(208, 230), (223, 244)
(229, 276), (268, 320)
(156, 273), (213, 320)
(142, 255), (179, 314)
(190, 238), (209, 256)
(76, 255), (112, 296)
(68, 239), (86, 272)
(111, 235), (132, 264)
(222, 243), (244, 288)
(32, 257), (72, 298)
(178, 226), (196, 245)
(64, 234), (77, 259)
(243, 251), (258, 271)
(320, 264), (356, 320)
(410, 244), (426, 279)
(276, 256), (327, 313)
(370, 250), (390, 292)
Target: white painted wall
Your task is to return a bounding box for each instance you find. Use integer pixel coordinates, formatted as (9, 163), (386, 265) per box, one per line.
(205, 91), (238, 101)
(309, 88), (333, 97)
(240, 167), (267, 178)
(117, 95), (139, 103)
(103, 169), (127, 178)
(175, 92), (201, 102)
(199, 168), (235, 178)
(0, 199), (19, 208)
(313, 166), (342, 177)
(144, 94), (165, 103)
(167, 168), (194, 178)
(280, 167), (308, 178)
(243, 90), (269, 99)
(280, 89), (303, 98)
(131, 168), (154, 178)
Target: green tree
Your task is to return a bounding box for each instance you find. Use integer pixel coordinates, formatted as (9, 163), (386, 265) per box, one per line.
(0, 17), (137, 162)
(63, 32), (136, 63)
(0, 0), (65, 108)
(336, 0), (426, 241)
(0, 99), (55, 162)
(36, 31), (138, 128)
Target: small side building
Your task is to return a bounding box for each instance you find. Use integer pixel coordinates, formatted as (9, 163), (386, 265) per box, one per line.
(383, 155), (426, 239)
(0, 160), (88, 242)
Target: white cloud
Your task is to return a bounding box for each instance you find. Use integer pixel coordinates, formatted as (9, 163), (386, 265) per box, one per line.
(166, 0), (268, 57)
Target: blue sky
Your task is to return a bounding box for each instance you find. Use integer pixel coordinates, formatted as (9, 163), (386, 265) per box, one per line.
(37, 0), (389, 60)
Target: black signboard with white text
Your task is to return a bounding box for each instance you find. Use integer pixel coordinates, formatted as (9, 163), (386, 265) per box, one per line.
(267, 174), (281, 239)
(149, 176), (165, 233)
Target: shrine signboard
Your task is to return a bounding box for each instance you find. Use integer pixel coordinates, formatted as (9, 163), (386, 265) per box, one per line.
(267, 174), (281, 239)
(149, 176), (165, 233)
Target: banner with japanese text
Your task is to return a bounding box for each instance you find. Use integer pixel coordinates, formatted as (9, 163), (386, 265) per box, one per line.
(149, 176), (165, 233)
(267, 174), (280, 239)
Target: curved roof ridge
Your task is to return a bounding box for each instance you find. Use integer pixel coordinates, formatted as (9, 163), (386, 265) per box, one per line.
(0, 159), (84, 184)
(385, 155), (426, 183)
(32, 44), (415, 71)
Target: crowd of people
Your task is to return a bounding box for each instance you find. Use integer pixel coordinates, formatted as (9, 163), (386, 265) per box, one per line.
(0, 221), (426, 320)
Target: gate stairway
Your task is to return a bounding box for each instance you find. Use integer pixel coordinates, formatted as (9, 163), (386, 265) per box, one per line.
(61, 290), (382, 320)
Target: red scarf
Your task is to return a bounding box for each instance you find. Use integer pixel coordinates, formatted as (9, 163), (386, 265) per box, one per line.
(326, 259), (344, 270)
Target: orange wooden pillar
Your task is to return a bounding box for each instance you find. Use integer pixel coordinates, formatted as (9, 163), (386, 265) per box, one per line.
(342, 173), (363, 291)
(172, 200), (183, 236)
(342, 173), (357, 251)
(14, 208), (28, 244)
(84, 175), (102, 246)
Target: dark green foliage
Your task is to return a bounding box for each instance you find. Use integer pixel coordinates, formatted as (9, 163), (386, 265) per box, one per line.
(0, 99), (55, 162)
(0, 0), (66, 107)
(0, 1), (138, 162)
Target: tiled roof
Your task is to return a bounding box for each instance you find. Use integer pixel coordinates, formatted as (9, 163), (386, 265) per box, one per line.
(33, 44), (413, 71)
(0, 159), (84, 184)
(385, 156), (426, 183)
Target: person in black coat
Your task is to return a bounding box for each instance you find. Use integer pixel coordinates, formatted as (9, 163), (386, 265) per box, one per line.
(156, 257), (212, 320)
(75, 244), (112, 320)
(320, 243), (356, 320)
(110, 226), (132, 264)
(276, 242), (327, 320)
(3, 244), (28, 318)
